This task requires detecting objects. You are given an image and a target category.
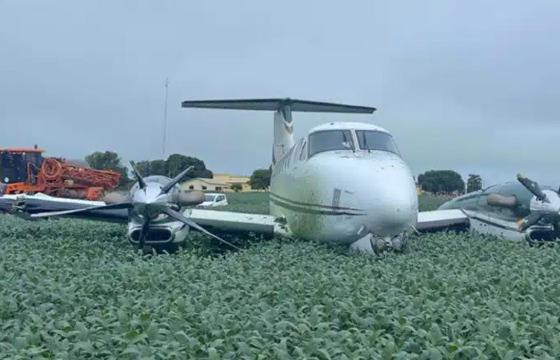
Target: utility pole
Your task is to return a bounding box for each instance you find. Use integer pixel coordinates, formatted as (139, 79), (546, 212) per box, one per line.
(161, 78), (169, 158)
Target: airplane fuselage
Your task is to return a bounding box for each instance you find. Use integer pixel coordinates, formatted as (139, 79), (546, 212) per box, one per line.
(269, 122), (418, 249)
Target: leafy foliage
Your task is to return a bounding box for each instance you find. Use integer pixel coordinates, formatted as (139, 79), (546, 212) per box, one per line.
(219, 191), (270, 214)
(418, 170), (465, 195)
(85, 151), (130, 187)
(136, 154), (212, 179)
(467, 174), (483, 193)
(418, 193), (453, 211)
(1, 194), (560, 358)
(249, 168), (271, 190)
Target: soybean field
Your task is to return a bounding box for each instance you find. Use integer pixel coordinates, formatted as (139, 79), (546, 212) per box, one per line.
(1, 193), (559, 359)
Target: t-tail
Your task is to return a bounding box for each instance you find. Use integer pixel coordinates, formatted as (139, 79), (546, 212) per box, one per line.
(181, 98), (376, 165)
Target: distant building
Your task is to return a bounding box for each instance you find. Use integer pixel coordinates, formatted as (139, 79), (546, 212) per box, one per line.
(181, 173), (251, 192)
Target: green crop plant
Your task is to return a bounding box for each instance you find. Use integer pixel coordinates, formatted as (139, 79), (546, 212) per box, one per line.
(0, 194), (559, 359)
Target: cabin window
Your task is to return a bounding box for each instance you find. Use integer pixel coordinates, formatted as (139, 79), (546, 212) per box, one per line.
(355, 130), (400, 155)
(308, 130), (354, 157)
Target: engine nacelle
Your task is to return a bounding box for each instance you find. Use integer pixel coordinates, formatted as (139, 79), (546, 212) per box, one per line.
(127, 219), (190, 252)
(171, 191), (205, 207)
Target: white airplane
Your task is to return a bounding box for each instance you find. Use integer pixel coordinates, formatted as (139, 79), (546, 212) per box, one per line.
(0, 98), (468, 254)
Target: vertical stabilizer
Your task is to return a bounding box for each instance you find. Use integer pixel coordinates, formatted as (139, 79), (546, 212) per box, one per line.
(273, 103), (294, 164)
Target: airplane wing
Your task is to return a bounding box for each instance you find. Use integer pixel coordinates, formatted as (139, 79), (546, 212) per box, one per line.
(0, 193), (129, 223)
(3, 193), (470, 238)
(416, 209), (470, 232)
(1, 193), (282, 237)
(192, 208), (469, 237)
(186, 208), (285, 238)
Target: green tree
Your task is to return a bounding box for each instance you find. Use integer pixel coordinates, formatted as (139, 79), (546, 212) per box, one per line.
(85, 151), (130, 187)
(134, 155), (212, 179)
(466, 174), (483, 193)
(231, 183), (242, 192)
(249, 168), (271, 190)
(85, 151), (121, 171)
(417, 170), (465, 194)
(166, 154), (212, 179)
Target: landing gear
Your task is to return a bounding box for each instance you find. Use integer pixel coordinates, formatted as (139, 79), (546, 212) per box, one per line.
(350, 232), (408, 255)
(370, 233), (408, 254)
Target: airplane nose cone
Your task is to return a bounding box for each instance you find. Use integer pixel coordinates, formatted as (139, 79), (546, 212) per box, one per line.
(362, 156), (418, 236)
(368, 188), (417, 236)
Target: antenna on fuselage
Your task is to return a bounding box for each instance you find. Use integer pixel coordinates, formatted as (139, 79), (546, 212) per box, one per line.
(181, 98), (376, 164)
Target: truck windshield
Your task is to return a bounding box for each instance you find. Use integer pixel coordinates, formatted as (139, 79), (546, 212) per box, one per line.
(355, 130), (400, 155)
(204, 194), (216, 202)
(308, 130), (354, 157)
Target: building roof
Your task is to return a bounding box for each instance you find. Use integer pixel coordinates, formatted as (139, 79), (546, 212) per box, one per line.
(213, 173), (250, 183)
(182, 178), (229, 186)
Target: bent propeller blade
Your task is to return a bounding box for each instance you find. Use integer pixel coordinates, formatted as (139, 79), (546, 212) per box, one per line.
(517, 174), (548, 203)
(162, 207), (240, 250)
(137, 218), (150, 251)
(160, 166), (194, 194)
(129, 161), (147, 189)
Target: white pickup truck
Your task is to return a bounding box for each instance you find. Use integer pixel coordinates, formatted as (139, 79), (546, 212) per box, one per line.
(198, 193), (228, 208)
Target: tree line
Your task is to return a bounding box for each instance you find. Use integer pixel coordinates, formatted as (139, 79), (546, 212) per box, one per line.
(84, 151), (272, 190)
(85, 151), (213, 188)
(417, 170), (483, 195)
(85, 152), (481, 195)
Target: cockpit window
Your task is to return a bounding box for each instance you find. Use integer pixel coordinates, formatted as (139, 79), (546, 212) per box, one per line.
(308, 130), (354, 157)
(355, 130), (400, 155)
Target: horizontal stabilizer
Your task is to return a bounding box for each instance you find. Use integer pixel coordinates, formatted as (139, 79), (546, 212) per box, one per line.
(181, 98), (375, 114)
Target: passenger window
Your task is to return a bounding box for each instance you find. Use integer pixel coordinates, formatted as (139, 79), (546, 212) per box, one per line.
(308, 130), (354, 157)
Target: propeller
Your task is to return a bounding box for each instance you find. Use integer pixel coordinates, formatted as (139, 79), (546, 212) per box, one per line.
(516, 174), (560, 232)
(129, 161), (147, 189)
(162, 207), (240, 250)
(160, 166), (194, 194)
(30, 163), (238, 253)
(517, 173), (548, 203)
(137, 217), (150, 251)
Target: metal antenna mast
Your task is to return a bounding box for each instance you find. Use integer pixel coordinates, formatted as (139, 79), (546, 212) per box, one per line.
(161, 78), (169, 158)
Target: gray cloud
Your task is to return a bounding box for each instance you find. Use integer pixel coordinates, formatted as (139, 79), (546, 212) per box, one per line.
(1, 1), (559, 186)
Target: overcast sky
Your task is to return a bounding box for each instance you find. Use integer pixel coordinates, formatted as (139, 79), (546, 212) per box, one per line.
(1, 1), (559, 186)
